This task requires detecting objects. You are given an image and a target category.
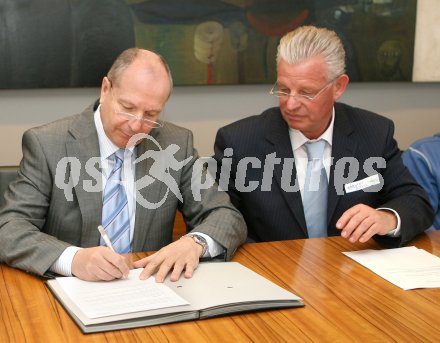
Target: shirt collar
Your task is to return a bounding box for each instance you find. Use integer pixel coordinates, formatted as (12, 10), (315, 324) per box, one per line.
(290, 107), (335, 151)
(94, 105), (135, 160)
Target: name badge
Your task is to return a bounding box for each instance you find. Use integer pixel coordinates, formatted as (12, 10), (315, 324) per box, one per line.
(344, 174), (381, 193)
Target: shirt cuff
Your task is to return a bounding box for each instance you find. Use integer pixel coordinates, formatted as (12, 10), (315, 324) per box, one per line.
(49, 246), (82, 276)
(377, 207), (401, 237)
(192, 232), (225, 258)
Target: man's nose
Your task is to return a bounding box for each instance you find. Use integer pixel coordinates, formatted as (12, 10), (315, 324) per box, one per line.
(128, 118), (143, 132)
(284, 95), (302, 110)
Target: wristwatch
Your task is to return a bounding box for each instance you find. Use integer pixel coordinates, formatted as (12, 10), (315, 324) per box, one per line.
(185, 233), (208, 258)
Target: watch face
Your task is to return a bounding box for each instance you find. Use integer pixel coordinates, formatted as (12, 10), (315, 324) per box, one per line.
(194, 235), (207, 245)
(187, 234), (208, 257)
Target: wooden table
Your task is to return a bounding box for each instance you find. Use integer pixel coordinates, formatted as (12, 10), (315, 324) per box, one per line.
(1, 231), (440, 342)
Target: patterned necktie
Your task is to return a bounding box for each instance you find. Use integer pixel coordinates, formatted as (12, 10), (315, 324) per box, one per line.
(303, 139), (328, 238)
(100, 149), (131, 253)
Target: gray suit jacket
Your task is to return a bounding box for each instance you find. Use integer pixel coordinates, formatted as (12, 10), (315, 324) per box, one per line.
(0, 105), (246, 275)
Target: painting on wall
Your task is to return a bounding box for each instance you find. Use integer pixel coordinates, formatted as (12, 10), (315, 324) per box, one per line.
(0, 0), (417, 88)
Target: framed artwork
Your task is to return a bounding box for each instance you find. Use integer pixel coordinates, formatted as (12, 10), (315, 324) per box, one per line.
(0, 0), (419, 88)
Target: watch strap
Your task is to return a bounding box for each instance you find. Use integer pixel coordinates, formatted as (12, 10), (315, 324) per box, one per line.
(184, 233), (208, 258)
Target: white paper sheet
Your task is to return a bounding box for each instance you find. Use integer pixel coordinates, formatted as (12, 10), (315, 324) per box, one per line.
(343, 246), (440, 290)
(56, 268), (189, 318)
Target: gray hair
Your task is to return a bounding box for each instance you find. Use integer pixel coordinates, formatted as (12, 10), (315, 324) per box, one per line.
(277, 26), (346, 81)
(107, 48), (174, 93)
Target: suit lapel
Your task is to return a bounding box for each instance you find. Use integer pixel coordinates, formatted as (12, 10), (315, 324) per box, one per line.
(265, 110), (308, 234)
(131, 130), (167, 251)
(66, 107), (102, 247)
(327, 104), (356, 223)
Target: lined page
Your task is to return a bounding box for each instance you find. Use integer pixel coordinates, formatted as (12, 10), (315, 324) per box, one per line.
(56, 268), (189, 318)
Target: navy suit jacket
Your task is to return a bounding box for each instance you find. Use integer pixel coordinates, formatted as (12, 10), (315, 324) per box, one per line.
(214, 103), (434, 247)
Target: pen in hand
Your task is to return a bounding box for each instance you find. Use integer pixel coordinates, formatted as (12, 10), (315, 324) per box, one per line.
(97, 225), (130, 279)
(97, 225), (115, 252)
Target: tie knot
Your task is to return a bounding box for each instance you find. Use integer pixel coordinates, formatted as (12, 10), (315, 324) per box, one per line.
(113, 149), (126, 165)
(305, 139), (326, 161)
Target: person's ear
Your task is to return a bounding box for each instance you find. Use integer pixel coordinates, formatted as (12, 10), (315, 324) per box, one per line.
(333, 74), (349, 101)
(100, 76), (111, 103)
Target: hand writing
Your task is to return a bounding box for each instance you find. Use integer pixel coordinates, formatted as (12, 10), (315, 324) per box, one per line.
(71, 247), (130, 281)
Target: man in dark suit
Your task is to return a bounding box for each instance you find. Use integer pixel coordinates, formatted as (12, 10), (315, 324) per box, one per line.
(0, 48), (246, 282)
(213, 25), (433, 246)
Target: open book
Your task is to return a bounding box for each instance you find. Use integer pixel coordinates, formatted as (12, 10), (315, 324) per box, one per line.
(46, 262), (304, 333)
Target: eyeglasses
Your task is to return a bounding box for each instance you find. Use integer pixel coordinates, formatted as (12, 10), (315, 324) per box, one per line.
(108, 79), (163, 128)
(269, 79), (335, 102)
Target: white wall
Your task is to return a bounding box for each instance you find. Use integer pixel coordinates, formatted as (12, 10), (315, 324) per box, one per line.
(0, 82), (439, 166)
(413, 0), (440, 81)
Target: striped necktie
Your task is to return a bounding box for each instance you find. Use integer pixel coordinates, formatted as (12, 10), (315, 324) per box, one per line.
(100, 149), (131, 253)
(303, 139), (328, 238)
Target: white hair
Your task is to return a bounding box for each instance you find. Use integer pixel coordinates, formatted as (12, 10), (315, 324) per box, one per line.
(277, 26), (346, 81)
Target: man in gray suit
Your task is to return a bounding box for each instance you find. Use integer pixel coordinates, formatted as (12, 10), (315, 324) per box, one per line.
(213, 26), (433, 246)
(0, 48), (246, 282)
